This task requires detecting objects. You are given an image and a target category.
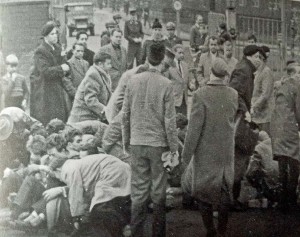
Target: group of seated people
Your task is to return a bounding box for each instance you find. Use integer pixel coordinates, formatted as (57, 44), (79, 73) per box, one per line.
(0, 106), (189, 236)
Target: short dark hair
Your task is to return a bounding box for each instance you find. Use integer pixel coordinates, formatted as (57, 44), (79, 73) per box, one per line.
(93, 52), (111, 64)
(27, 135), (47, 156)
(72, 42), (85, 50)
(111, 28), (123, 36)
(62, 127), (82, 143)
(46, 133), (67, 152)
(248, 34), (257, 43)
(46, 119), (65, 135)
(219, 22), (227, 31)
(76, 31), (88, 40)
(209, 36), (218, 43)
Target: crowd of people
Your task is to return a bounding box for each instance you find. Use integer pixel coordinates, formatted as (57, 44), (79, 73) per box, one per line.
(0, 5), (300, 237)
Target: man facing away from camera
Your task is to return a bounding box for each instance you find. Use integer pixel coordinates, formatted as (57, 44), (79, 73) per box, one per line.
(122, 43), (178, 237)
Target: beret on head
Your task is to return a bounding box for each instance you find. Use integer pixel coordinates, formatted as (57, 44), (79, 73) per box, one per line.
(243, 45), (261, 57)
(129, 7), (136, 14)
(147, 43), (165, 66)
(219, 22), (227, 30)
(166, 22), (176, 30)
(41, 21), (56, 37)
(260, 45), (270, 59)
(211, 57), (229, 78)
(152, 18), (162, 29)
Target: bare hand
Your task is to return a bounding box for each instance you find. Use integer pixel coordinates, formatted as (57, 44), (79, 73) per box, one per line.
(43, 187), (63, 202)
(61, 64), (70, 72)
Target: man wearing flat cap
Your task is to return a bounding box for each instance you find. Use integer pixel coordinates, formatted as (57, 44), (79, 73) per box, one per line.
(124, 8), (144, 69)
(182, 58), (238, 236)
(165, 22), (182, 48)
(101, 21), (117, 47)
(229, 44), (262, 209)
(113, 14), (122, 29)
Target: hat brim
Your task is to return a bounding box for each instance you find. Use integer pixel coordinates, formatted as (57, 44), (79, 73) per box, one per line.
(0, 114), (14, 141)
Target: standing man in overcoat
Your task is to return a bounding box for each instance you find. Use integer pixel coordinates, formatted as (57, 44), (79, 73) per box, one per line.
(30, 21), (70, 125)
(229, 45), (262, 209)
(182, 58), (238, 236)
(98, 29), (127, 92)
(124, 8), (144, 69)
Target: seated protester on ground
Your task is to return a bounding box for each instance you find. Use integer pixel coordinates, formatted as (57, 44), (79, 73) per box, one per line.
(246, 131), (280, 203)
(0, 135), (47, 209)
(46, 118), (66, 135)
(8, 134), (68, 224)
(44, 133), (98, 236)
(29, 123), (48, 138)
(0, 107), (42, 174)
(8, 130), (83, 231)
(60, 152), (131, 237)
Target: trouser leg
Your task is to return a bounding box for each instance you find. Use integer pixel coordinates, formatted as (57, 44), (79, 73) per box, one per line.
(130, 145), (151, 237)
(233, 151), (250, 201)
(127, 43), (137, 69)
(217, 183), (231, 235)
(198, 201), (216, 237)
(135, 44), (142, 67)
(287, 158), (300, 205)
(13, 175), (45, 218)
(148, 147), (168, 237)
(277, 156), (289, 208)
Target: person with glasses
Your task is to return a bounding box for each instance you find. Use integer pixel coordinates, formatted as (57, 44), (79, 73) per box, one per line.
(1, 54), (29, 109)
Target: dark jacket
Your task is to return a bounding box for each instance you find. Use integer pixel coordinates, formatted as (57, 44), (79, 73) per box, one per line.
(30, 41), (68, 125)
(229, 57), (257, 113)
(124, 20), (144, 44)
(67, 47), (95, 67)
(166, 35), (183, 49)
(122, 69), (178, 152)
(68, 65), (112, 123)
(190, 25), (208, 51)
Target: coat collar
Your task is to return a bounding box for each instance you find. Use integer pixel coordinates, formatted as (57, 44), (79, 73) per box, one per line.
(242, 57), (257, 74)
(207, 74), (226, 86)
(93, 65), (112, 94)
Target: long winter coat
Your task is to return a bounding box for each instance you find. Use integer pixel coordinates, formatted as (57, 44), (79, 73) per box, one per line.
(30, 41), (68, 125)
(181, 78), (238, 205)
(270, 77), (300, 161)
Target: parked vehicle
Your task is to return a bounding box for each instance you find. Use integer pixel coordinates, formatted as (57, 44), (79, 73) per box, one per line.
(65, 2), (95, 36)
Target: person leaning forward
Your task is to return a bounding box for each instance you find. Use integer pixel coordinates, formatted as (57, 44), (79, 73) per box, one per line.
(68, 52), (112, 131)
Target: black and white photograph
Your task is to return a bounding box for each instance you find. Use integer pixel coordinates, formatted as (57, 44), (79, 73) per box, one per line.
(0, 0), (300, 236)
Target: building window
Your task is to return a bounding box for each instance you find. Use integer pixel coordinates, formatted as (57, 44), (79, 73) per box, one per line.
(239, 0), (246, 6)
(253, 0), (259, 7)
(269, 0), (279, 10)
(210, 0), (216, 11)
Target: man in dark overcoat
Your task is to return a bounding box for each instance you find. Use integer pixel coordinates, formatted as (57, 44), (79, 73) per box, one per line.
(30, 22), (70, 125)
(228, 45), (262, 208)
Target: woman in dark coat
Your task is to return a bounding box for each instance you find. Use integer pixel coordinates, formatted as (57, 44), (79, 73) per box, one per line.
(30, 22), (70, 125)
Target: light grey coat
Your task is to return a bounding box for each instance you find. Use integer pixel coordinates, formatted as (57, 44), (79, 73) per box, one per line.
(182, 78), (238, 205)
